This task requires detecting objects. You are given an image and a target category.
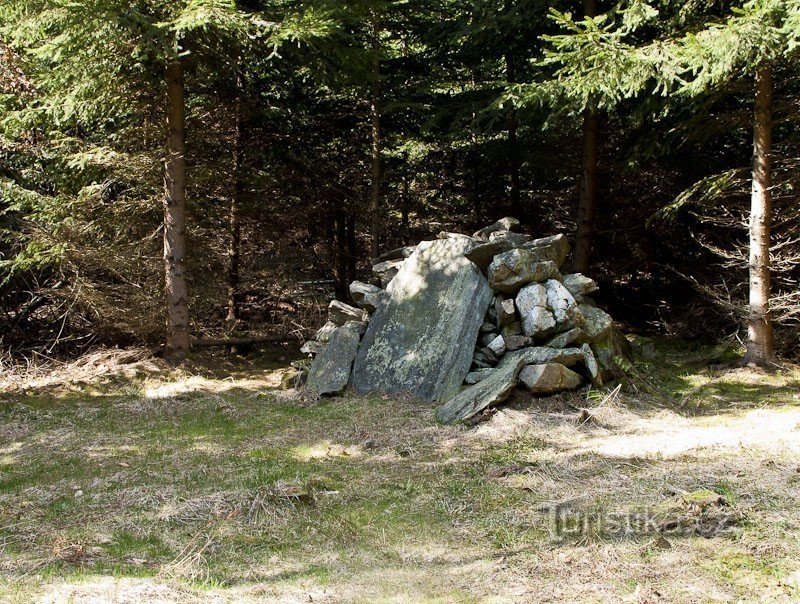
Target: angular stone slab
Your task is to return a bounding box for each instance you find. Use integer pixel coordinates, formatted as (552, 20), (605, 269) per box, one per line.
(329, 300), (367, 326)
(545, 327), (590, 349)
(314, 320), (338, 343)
(372, 259), (405, 287)
(521, 234), (571, 268)
(306, 322), (365, 395)
(349, 281), (385, 313)
(436, 346), (587, 424)
(473, 217), (521, 240)
(519, 363), (584, 394)
(579, 304), (613, 340)
(352, 237), (492, 403)
(496, 297), (516, 326)
(563, 273), (599, 299)
(465, 368), (496, 385)
(377, 245), (416, 262)
(488, 250), (560, 294)
(465, 239), (516, 271)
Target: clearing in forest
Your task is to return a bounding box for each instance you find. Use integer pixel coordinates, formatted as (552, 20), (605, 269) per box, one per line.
(1, 342), (799, 603)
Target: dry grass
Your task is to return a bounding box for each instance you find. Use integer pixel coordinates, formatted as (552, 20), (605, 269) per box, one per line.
(1, 341), (799, 603)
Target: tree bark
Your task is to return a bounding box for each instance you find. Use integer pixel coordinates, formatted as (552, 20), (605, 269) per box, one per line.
(346, 212), (357, 286)
(401, 150), (410, 230)
(369, 16), (382, 262)
(163, 58), (190, 364)
(745, 66), (774, 366)
(226, 66), (244, 328)
(504, 5), (520, 217)
(334, 209), (348, 301)
(572, 0), (599, 274)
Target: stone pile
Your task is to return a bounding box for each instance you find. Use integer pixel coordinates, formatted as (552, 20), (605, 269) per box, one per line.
(299, 218), (631, 424)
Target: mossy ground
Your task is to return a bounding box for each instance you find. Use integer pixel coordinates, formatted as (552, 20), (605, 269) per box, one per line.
(1, 340), (799, 602)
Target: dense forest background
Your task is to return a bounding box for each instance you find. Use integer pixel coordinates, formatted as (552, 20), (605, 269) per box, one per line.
(1, 0), (799, 362)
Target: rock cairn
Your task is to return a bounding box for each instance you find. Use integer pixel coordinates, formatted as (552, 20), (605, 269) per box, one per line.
(299, 218), (631, 424)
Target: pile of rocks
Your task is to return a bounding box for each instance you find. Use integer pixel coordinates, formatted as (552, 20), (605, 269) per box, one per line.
(299, 218), (630, 424)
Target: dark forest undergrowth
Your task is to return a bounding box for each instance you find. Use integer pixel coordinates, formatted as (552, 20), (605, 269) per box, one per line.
(1, 341), (799, 603)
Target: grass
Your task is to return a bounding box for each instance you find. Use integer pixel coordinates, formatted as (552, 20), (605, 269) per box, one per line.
(1, 340), (799, 602)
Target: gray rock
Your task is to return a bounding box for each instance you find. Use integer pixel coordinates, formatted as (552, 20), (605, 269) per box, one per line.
(472, 217), (521, 240)
(591, 327), (632, 379)
(496, 297), (516, 326)
(488, 249), (560, 294)
(581, 343), (603, 387)
(372, 259), (406, 288)
(306, 321), (364, 395)
(516, 280), (582, 339)
(516, 283), (556, 337)
(465, 368), (496, 385)
(519, 363), (584, 394)
(505, 335), (532, 351)
(349, 281), (385, 313)
(563, 273), (599, 298)
(579, 304), (613, 340)
(329, 300), (367, 326)
(314, 321), (338, 343)
(301, 340), (327, 355)
(464, 239), (516, 271)
(521, 234), (571, 268)
(489, 231), (532, 246)
(436, 346), (587, 424)
(545, 327), (590, 349)
(352, 237), (492, 402)
(479, 347), (499, 364)
(480, 332), (499, 347)
(546, 280), (583, 331)
(487, 334), (506, 357)
(377, 245), (416, 262)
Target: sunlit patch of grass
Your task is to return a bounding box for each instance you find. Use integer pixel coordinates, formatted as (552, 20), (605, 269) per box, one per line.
(1, 341), (799, 601)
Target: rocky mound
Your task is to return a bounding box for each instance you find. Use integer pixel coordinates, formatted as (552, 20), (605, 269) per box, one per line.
(299, 218), (631, 424)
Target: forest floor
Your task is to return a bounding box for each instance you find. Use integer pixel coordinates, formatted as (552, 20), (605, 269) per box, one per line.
(1, 341), (800, 603)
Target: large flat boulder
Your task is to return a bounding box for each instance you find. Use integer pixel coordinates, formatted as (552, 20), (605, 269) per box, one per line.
(306, 321), (365, 395)
(352, 237), (492, 402)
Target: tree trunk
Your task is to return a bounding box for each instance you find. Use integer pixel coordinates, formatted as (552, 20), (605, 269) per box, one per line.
(401, 150), (410, 230)
(163, 58), (190, 364)
(226, 66), (244, 328)
(369, 16), (382, 261)
(346, 212), (357, 286)
(470, 70), (481, 225)
(334, 209), (348, 301)
(572, 0), (598, 274)
(504, 22), (520, 216)
(745, 66), (774, 366)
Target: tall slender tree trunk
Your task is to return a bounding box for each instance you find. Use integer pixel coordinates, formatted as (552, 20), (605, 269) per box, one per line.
(401, 150), (410, 231)
(163, 58), (190, 363)
(505, 50), (521, 217)
(334, 208), (348, 301)
(226, 66), (244, 329)
(573, 0), (599, 274)
(470, 70), (482, 225)
(369, 16), (382, 261)
(745, 66), (774, 366)
(346, 213), (357, 286)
